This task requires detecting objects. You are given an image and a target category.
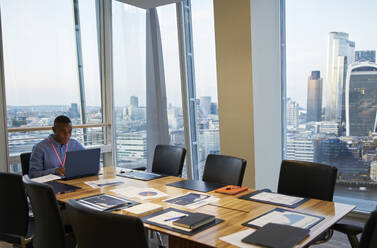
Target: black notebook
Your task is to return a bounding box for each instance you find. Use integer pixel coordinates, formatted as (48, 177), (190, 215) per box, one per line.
(76, 194), (139, 212)
(45, 181), (80, 194)
(167, 180), (226, 192)
(241, 223), (310, 248)
(173, 212), (215, 230)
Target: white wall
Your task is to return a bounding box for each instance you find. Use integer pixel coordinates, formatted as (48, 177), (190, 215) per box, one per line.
(251, 0), (282, 190)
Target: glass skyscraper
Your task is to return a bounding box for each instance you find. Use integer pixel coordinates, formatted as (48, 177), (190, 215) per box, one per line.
(346, 63), (377, 136)
(307, 71), (323, 122)
(355, 50), (376, 63)
(325, 32), (355, 123)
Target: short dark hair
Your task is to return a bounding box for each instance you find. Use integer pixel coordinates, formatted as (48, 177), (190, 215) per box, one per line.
(54, 115), (72, 126)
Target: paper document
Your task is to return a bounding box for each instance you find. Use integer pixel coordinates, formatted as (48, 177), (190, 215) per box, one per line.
(84, 178), (124, 188)
(245, 208), (322, 229)
(146, 210), (192, 232)
(250, 192), (304, 206)
(31, 174), (62, 183)
(164, 192), (218, 209)
(77, 194), (133, 211)
(220, 229), (256, 248)
(111, 186), (168, 200)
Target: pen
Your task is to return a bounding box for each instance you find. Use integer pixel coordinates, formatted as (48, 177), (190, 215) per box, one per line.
(164, 215), (186, 222)
(97, 182), (122, 187)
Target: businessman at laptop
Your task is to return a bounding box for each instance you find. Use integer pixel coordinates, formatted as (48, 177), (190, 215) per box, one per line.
(29, 115), (85, 178)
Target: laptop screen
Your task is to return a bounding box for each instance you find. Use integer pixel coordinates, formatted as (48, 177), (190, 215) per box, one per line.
(63, 148), (100, 179)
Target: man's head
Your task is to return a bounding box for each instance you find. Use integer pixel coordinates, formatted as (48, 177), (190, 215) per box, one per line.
(52, 115), (72, 145)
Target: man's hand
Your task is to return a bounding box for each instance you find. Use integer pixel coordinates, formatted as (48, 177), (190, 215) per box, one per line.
(55, 167), (66, 176)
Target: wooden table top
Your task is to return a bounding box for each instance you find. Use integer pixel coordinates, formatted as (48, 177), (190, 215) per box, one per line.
(55, 170), (355, 248)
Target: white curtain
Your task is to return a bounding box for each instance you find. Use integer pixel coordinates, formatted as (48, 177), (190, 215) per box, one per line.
(146, 8), (170, 171)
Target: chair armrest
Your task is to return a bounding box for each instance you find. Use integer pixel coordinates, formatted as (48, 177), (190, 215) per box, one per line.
(332, 223), (363, 236)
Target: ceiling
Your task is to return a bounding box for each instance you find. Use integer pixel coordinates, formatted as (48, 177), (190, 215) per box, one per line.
(115, 0), (183, 9)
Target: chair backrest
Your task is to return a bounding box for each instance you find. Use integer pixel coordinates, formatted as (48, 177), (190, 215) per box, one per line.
(20, 152), (31, 176)
(202, 154), (247, 186)
(0, 172), (29, 237)
(359, 209), (377, 248)
(66, 199), (149, 248)
(277, 160), (337, 201)
(151, 145), (186, 177)
(22, 175), (66, 248)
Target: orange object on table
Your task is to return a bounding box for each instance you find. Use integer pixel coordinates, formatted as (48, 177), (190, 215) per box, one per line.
(215, 185), (248, 195)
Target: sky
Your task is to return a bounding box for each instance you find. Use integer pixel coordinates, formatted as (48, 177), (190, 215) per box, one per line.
(0, 0), (217, 107)
(286, 0), (377, 107)
(2, 0), (375, 108)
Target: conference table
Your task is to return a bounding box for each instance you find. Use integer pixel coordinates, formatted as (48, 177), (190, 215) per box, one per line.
(55, 167), (355, 248)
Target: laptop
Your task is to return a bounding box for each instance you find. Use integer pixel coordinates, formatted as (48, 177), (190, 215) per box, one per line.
(61, 148), (101, 180)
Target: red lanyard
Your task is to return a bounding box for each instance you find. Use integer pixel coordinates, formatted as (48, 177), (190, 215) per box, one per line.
(48, 138), (68, 168)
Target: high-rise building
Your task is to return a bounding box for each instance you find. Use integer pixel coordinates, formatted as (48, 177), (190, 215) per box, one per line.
(346, 62), (377, 136)
(307, 71), (323, 122)
(130, 96), (139, 107)
(355, 50), (376, 63)
(199, 96), (211, 116)
(325, 32), (355, 123)
(210, 102), (218, 115)
(286, 137), (315, 162)
(287, 98), (299, 126)
(69, 103), (80, 118)
(370, 161), (377, 181)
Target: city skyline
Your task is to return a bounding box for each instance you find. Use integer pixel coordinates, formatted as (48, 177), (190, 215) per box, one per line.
(286, 0), (377, 107)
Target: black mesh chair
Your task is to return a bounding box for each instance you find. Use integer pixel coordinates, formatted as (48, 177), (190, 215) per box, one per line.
(202, 154), (247, 186)
(359, 208), (377, 248)
(23, 175), (75, 248)
(278, 160), (337, 246)
(66, 199), (149, 248)
(151, 145), (186, 177)
(0, 173), (34, 248)
(20, 152), (32, 176)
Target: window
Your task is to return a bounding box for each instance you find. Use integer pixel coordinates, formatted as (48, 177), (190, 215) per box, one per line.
(283, 0), (377, 212)
(0, 0), (104, 171)
(112, 1), (147, 168)
(157, 4), (187, 175)
(112, 2), (181, 169)
(191, 0), (220, 178)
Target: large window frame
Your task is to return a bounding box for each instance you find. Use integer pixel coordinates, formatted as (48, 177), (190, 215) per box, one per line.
(0, 0), (218, 178)
(280, 0), (375, 215)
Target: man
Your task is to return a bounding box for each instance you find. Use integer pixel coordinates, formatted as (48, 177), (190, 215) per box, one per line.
(29, 115), (85, 178)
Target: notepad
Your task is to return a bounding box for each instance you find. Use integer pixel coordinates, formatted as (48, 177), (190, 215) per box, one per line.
(172, 212), (215, 230)
(77, 194), (139, 212)
(241, 223), (309, 248)
(122, 203), (163, 218)
(215, 185), (248, 195)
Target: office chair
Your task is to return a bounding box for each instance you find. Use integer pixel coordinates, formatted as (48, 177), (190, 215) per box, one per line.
(278, 160), (337, 246)
(359, 208), (377, 248)
(151, 145), (186, 177)
(278, 160), (337, 201)
(23, 175), (75, 248)
(20, 152), (32, 176)
(0, 173), (34, 248)
(202, 154), (247, 186)
(66, 199), (149, 248)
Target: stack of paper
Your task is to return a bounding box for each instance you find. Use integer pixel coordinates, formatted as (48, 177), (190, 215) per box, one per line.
(31, 174), (62, 183)
(122, 203), (163, 217)
(84, 178), (124, 188)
